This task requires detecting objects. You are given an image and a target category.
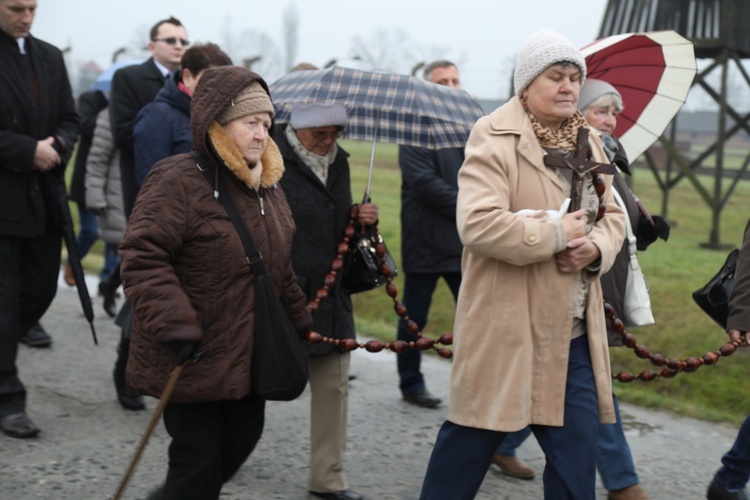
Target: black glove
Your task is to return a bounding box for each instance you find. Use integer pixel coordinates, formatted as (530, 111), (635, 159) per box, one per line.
(165, 341), (200, 366)
(636, 215), (671, 251)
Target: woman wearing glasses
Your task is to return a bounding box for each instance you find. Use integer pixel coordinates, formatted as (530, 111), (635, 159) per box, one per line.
(276, 102), (376, 500)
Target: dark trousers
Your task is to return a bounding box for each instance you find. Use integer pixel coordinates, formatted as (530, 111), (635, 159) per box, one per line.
(0, 230), (61, 416)
(714, 415), (750, 490)
(160, 393), (266, 500)
(396, 272), (460, 395)
(420, 335), (599, 500)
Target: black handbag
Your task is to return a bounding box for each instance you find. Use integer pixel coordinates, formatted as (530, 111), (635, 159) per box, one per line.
(692, 248), (739, 329)
(199, 161), (308, 401)
(343, 225), (398, 294)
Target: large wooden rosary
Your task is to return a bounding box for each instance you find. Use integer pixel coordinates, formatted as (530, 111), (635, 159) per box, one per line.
(303, 205), (742, 382)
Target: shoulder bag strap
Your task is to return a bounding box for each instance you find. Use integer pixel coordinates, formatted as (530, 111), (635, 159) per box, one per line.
(194, 155), (267, 278)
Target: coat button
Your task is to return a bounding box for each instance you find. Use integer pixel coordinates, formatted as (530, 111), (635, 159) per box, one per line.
(528, 234), (537, 243)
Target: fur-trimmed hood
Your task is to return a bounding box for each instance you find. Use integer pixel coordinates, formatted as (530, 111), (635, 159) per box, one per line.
(191, 65), (283, 190)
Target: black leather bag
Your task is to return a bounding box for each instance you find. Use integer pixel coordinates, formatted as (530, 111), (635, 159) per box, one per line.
(199, 161), (308, 401)
(692, 249), (739, 329)
(343, 226), (398, 294)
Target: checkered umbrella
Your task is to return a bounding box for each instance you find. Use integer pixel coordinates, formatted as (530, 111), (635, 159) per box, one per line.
(269, 66), (485, 150)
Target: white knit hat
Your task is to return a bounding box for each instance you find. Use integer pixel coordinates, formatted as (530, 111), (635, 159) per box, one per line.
(577, 78), (621, 111)
(290, 103), (348, 129)
(513, 28), (587, 96)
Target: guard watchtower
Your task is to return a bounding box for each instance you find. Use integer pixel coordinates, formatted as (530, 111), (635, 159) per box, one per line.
(600, 0), (750, 248)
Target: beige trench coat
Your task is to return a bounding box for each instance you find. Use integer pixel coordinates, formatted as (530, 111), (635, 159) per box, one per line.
(448, 96), (625, 431)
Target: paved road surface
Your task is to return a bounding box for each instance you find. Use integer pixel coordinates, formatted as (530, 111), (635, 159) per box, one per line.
(0, 272), (742, 499)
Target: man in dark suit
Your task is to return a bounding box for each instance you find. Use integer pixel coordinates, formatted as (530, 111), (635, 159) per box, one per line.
(107, 15), (188, 411)
(395, 60), (464, 410)
(0, 0), (79, 438)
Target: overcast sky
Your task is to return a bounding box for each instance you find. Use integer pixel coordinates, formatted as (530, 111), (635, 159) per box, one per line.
(33, 0), (607, 100)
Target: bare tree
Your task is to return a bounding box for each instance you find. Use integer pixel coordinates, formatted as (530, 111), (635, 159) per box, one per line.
(349, 28), (413, 72)
(282, 2), (300, 73)
(220, 15), (284, 82)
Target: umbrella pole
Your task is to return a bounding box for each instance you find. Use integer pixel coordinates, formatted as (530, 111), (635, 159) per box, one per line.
(364, 132), (377, 204)
(112, 361), (187, 500)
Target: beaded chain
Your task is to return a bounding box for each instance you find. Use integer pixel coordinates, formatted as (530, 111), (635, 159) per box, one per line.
(303, 204), (454, 359)
(301, 205), (742, 381)
(604, 301), (742, 382)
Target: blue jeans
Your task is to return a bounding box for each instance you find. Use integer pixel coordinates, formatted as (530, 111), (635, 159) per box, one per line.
(497, 393), (639, 490)
(421, 335), (599, 500)
(396, 272), (460, 395)
(71, 205), (119, 282)
(713, 415), (750, 491)
(596, 394), (639, 490)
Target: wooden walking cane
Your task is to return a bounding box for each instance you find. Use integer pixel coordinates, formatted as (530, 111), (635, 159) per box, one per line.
(112, 360), (189, 500)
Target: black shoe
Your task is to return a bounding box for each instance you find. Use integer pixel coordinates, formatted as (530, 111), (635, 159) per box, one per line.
(21, 323), (52, 348)
(0, 412), (40, 438)
(707, 479), (750, 500)
(309, 489), (365, 500)
(99, 282), (117, 318)
(403, 388), (442, 408)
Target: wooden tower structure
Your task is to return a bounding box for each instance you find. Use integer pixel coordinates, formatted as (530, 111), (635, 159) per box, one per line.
(600, 0), (750, 247)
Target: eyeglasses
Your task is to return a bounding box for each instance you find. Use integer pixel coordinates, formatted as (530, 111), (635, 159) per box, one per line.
(310, 130), (342, 141)
(153, 37), (190, 47)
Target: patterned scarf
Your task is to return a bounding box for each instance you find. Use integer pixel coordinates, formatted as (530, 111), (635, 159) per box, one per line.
(285, 125), (337, 185)
(526, 107), (589, 151)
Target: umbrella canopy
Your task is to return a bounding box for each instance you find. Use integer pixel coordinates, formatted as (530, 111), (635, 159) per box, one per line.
(269, 66), (485, 150)
(581, 30), (697, 161)
(91, 60), (143, 93)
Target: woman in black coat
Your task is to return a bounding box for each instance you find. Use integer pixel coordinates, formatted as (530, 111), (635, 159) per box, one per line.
(276, 103), (376, 500)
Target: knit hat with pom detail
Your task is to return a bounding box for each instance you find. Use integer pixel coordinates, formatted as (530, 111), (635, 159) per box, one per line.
(513, 28), (586, 96)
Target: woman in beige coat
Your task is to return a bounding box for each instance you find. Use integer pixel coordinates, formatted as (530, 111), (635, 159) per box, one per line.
(419, 29), (625, 500)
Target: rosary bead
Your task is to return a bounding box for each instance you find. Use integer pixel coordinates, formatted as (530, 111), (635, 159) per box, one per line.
(416, 337), (435, 350)
(720, 342), (737, 356)
(593, 174), (606, 196)
(365, 340), (385, 352)
(324, 273), (337, 287)
(380, 263), (393, 278)
(307, 301), (319, 313)
(438, 332), (454, 345)
(348, 205), (359, 219)
(331, 256), (344, 271)
(305, 331), (322, 343)
(596, 202), (606, 221)
(616, 372), (635, 383)
(344, 224), (356, 239)
(622, 333), (637, 348)
(337, 242), (350, 255)
(389, 340), (409, 353)
(638, 370), (657, 381)
(702, 352), (719, 365)
(339, 338), (359, 352)
(660, 367), (679, 378)
(684, 357), (702, 372)
(375, 243), (386, 257)
(634, 345), (650, 359)
(436, 347), (453, 359)
(667, 358), (683, 371)
(603, 302), (615, 319)
(648, 353), (666, 366)
(612, 318), (625, 334)
(405, 319), (419, 334)
(316, 289), (329, 301)
(394, 302), (407, 316)
(386, 283), (398, 298)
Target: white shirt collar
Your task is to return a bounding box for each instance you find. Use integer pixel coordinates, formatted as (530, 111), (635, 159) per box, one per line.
(152, 59), (171, 79)
(16, 37), (26, 55)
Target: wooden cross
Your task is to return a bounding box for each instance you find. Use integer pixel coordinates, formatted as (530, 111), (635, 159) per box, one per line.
(543, 127), (616, 212)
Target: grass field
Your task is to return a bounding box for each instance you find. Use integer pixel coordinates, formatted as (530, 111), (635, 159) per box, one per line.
(68, 139), (750, 424)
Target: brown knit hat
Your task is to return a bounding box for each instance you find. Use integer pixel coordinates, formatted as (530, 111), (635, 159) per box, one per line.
(215, 81), (274, 124)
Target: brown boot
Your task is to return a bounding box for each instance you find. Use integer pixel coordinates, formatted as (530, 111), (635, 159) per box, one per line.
(491, 453), (535, 480)
(607, 484), (650, 500)
(64, 262), (75, 286)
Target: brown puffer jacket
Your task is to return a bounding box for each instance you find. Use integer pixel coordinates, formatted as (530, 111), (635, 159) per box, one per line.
(120, 66), (312, 403)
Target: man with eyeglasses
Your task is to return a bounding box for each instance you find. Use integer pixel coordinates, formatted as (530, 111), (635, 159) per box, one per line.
(0, 0), (78, 438)
(106, 15), (188, 412)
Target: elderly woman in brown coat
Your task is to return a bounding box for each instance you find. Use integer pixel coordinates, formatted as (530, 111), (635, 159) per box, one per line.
(419, 29), (625, 500)
(119, 66), (312, 499)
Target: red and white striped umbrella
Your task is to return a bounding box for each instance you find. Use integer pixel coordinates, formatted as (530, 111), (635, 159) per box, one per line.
(581, 30), (697, 161)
